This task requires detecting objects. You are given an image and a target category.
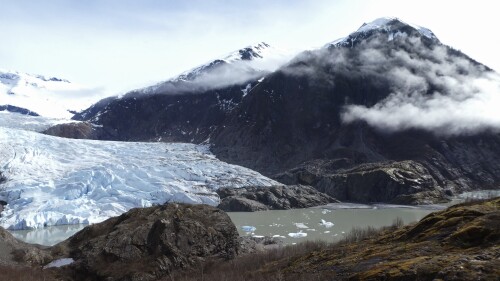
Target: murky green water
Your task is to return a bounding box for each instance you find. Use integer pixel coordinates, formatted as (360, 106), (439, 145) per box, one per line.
(228, 203), (440, 244)
(10, 224), (85, 246)
(9, 190), (499, 246)
(9, 203), (442, 246)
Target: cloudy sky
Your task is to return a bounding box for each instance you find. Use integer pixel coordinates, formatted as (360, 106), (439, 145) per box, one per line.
(1, 0), (497, 95)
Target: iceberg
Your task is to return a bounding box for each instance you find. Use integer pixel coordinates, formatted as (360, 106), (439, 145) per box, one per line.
(241, 225), (257, 232)
(288, 230), (307, 238)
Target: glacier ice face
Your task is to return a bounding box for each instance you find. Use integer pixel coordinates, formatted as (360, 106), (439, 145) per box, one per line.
(0, 126), (278, 230)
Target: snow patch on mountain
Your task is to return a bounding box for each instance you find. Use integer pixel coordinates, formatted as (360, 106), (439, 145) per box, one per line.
(326, 17), (438, 48)
(174, 42), (289, 81)
(0, 69), (107, 119)
(0, 126), (278, 230)
(356, 17), (436, 39)
(138, 42), (293, 95)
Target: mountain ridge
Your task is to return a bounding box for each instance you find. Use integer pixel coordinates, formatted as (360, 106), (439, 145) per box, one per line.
(0, 69), (104, 119)
(50, 17), (500, 204)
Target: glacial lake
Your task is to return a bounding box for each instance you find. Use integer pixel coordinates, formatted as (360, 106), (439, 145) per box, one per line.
(231, 203), (443, 244)
(9, 203), (445, 246)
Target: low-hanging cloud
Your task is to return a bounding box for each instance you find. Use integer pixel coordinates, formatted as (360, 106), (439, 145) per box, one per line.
(343, 73), (500, 135)
(300, 34), (500, 136)
(134, 49), (296, 97)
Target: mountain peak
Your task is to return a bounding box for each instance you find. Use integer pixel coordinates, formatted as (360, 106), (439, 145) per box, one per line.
(327, 17), (439, 48)
(225, 42), (273, 62)
(168, 42), (282, 83)
(357, 17), (437, 39)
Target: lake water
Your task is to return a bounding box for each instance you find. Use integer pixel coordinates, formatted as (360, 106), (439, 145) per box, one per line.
(9, 223), (85, 246)
(9, 203), (444, 246)
(230, 203), (442, 244)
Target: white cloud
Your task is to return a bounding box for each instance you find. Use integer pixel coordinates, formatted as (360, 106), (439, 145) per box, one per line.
(340, 36), (500, 136)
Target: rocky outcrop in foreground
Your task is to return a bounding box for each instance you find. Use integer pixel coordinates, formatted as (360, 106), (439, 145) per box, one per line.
(276, 160), (448, 204)
(217, 185), (337, 212)
(51, 203), (239, 281)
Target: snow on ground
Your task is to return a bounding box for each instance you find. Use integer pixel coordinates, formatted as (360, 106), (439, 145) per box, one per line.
(0, 126), (278, 230)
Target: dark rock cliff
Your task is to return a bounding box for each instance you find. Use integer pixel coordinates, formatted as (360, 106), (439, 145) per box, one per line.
(217, 185), (337, 212)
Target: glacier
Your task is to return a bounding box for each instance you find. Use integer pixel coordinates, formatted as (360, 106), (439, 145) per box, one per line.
(0, 116), (278, 230)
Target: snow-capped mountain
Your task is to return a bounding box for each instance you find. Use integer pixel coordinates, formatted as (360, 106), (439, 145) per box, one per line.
(71, 42), (294, 141)
(174, 42), (281, 81)
(326, 17), (439, 48)
(0, 119), (278, 230)
(0, 69), (105, 119)
(139, 42), (290, 94)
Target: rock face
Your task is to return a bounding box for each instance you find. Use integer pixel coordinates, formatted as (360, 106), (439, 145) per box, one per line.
(0, 201), (5, 216)
(0, 172), (6, 216)
(217, 185), (337, 212)
(276, 160), (446, 204)
(0, 105), (39, 116)
(57, 203), (239, 281)
(43, 122), (97, 139)
(0, 172), (6, 184)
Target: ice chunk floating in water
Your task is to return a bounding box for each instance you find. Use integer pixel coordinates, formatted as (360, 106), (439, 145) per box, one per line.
(319, 219), (334, 228)
(0, 127), (278, 230)
(241, 226), (257, 232)
(43, 258), (74, 269)
(288, 230), (307, 238)
(294, 222), (309, 229)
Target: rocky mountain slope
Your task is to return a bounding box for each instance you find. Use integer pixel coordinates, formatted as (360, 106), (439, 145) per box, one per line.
(217, 185), (337, 212)
(71, 42), (287, 142)
(210, 18), (500, 202)
(63, 18), (500, 204)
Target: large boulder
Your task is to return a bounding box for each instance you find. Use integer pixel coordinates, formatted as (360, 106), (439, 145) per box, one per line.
(56, 203), (239, 281)
(217, 185), (337, 212)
